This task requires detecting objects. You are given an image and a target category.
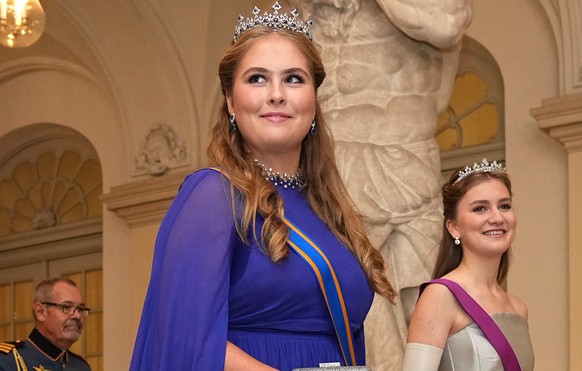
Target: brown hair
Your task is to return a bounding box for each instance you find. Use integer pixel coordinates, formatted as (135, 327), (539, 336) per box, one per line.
(207, 26), (395, 301)
(432, 169), (513, 283)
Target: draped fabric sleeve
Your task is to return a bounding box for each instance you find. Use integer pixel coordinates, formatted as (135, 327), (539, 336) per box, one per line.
(130, 169), (237, 371)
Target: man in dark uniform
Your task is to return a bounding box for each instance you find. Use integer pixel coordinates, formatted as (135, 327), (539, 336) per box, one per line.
(0, 277), (91, 370)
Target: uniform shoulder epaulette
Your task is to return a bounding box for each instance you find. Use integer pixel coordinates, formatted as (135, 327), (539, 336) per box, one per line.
(0, 341), (25, 355)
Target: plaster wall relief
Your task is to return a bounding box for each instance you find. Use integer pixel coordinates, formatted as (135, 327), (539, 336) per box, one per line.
(0, 124), (103, 270)
(0, 127), (102, 237)
(134, 124), (188, 176)
(290, 0), (472, 369)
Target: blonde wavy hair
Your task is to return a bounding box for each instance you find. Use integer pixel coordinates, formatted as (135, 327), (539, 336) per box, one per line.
(207, 26), (395, 302)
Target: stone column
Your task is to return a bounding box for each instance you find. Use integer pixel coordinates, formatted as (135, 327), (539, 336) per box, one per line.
(101, 170), (189, 352)
(531, 92), (582, 371)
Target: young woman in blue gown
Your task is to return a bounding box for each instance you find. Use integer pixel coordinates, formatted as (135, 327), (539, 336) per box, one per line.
(129, 3), (396, 370)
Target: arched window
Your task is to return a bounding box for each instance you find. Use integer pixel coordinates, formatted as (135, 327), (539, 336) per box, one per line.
(0, 124), (103, 370)
(437, 36), (505, 179)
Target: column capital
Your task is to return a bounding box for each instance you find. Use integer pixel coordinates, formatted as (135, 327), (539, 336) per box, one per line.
(531, 92), (582, 153)
(102, 170), (192, 227)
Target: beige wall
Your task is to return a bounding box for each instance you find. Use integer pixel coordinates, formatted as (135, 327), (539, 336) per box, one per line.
(466, 1), (570, 370)
(571, 151), (582, 369)
(531, 92), (582, 370)
(129, 225), (158, 336)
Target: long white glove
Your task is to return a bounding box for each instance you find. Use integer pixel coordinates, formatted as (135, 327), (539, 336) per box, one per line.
(401, 343), (443, 371)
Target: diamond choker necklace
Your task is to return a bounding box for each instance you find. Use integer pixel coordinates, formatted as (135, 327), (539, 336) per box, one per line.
(254, 159), (305, 189)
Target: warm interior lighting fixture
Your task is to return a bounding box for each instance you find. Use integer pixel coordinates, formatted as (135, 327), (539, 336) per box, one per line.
(0, 0), (45, 48)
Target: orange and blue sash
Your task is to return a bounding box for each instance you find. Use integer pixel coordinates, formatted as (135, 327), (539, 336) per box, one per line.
(283, 217), (357, 366)
(205, 167), (356, 364)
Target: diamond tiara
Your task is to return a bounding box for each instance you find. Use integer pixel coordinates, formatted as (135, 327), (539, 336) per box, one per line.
(233, 1), (314, 42)
(453, 158), (506, 185)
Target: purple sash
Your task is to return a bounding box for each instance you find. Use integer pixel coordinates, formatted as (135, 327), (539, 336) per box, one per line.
(422, 278), (521, 371)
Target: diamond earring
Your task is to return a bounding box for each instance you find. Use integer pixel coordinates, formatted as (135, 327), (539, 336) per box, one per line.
(229, 113), (237, 133)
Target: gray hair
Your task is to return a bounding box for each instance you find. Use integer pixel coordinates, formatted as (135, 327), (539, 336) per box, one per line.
(33, 276), (79, 303)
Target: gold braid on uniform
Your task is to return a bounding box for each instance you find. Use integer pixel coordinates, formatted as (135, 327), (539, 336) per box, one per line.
(0, 342), (15, 354)
(0, 342), (28, 371)
(13, 348), (28, 371)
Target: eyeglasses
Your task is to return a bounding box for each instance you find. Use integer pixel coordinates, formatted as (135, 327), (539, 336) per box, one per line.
(42, 302), (91, 317)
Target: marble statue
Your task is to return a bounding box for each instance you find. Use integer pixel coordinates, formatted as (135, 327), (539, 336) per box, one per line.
(289, 0), (473, 369)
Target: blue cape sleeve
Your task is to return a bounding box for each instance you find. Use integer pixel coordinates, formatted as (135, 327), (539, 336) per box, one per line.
(130, 169), (237, 370)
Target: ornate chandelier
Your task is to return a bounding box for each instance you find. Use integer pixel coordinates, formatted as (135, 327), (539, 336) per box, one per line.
(0, 0), (45, 48)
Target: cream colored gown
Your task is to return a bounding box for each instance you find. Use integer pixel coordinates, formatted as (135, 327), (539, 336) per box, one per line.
(439, 312), (534, 371)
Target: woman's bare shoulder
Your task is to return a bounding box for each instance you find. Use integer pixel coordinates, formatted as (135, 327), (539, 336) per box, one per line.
(507, 292), (529, 319)
(406, 282), (460, 347)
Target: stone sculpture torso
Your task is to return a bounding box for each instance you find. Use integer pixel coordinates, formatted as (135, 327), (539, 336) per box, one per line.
(291, 0), (472, 369)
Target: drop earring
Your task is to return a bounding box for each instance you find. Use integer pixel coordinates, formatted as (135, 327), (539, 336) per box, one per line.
(454, 237), (461, 246)
(229, 113), (237, 133)
(310, 119), (317, 136)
